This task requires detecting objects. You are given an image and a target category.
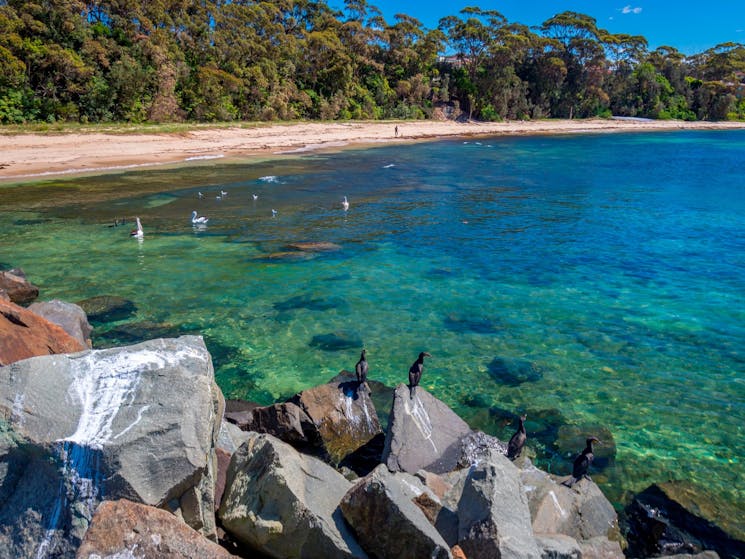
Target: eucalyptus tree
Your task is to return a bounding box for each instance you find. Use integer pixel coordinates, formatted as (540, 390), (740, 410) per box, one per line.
(540, 11), (608, 118)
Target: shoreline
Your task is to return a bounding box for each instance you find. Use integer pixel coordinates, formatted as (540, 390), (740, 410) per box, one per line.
(1, 118), (745, 182)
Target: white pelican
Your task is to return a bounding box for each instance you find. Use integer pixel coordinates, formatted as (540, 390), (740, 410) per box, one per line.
(253, 193), (259, 200)
(130, 217), (143, 239)
(220, 190), (228, 197)
(191, 210), (209, 224)
(198, 191), (204, 198)
(271, 209), (278, 217)
(342, 196), (349, 211)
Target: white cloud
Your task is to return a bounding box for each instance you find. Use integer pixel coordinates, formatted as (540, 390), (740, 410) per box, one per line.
(621, 5), (643, 14)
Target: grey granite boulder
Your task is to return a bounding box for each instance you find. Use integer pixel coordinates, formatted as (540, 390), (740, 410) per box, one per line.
(76, 499), (237, 559)
(382, 384), (472, 474)
(457, 450), (542, 559)
(340, 464), (452, 559)
(534, 534), (582, 559)
(0, 336), (224, 558)
(28, 299), (93, 348)
(219, 432), (367, 559)
(217, 418), (251, 454)
(520, 463), (621, 542)
(291, 375), (382, 464)
(0, 267), (39, 304)
(232, 401), (320, 446)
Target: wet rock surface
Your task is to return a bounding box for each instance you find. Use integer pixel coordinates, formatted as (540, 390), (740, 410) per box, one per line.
(625, 482), (745, 559)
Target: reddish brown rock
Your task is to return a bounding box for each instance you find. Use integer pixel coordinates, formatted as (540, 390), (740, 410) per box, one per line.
(0, 299), (85, 366)
(452, 545), (468, 559)
(0, 268), (39, 304)
(291, 376), (382, 464)
(214, 447), (232, 511)
(76, 499), (238, 559)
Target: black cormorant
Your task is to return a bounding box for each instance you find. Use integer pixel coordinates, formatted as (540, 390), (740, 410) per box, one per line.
(408, 351), (431, 398)
(507, 414), (527, 460)
(562, 436), (601, 487)
(355, 349), (368, 384)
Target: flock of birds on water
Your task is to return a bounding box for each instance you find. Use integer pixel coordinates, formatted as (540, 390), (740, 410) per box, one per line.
(128, 190), (351, 238)
(127, 187), (599, 485)
(354, 349), (600, 487)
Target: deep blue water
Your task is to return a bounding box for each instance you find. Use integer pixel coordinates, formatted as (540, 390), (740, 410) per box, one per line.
(1, 130), (743, 517)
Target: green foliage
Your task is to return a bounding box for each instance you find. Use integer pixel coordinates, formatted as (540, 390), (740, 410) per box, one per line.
(0, 1), (739, 124)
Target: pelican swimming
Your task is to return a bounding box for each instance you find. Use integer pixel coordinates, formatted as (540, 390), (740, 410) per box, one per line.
(130, 217), (143, 239)
(342, 196), (349, 211)
(271, 209), (278, 217)
(191, 210), (209, 224)
(253, 193), (259, 200)
(198, 192), (204, 199)
(220, 190), (228, 197)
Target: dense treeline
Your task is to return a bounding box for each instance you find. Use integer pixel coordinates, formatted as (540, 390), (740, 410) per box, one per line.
(1, 0), (744, 124)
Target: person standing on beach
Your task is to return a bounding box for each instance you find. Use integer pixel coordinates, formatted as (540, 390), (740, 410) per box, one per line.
(395, 126), (399, 137)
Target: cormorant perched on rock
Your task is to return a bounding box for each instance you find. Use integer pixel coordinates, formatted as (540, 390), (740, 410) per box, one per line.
(562, 436), (601, 487)
(507, 414), (527, 460)
(355, 349), (368, 384)
(408, 352), (431, 398)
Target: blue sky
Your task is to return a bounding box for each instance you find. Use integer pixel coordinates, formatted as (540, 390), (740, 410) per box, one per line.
(343, 1), (745, 55)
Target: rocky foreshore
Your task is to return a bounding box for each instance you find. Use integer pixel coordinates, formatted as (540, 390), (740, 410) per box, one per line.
(0, 275), (740, 559)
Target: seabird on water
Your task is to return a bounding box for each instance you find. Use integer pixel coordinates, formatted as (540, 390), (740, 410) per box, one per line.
(355, 349), (368, 384)
(253, 193), (259, 200)
(563, 436), (601, 487)
(408, 351), (431, 398)
(507, 414), (528, 460)
(130, 217), (144, 239)
(191, 210), (209, 224)
(271, 209), (278, 217)
(342, 196), (349, 211)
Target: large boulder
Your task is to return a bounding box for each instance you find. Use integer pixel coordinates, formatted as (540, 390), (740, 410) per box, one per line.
(340, 464), (452, 559)
(76, 499), (237, 559)
(0, 267), (39, 304)
(382, 384), (472, 474)
(291, 374), (382, 464)
(625, 482), (745, 559)
(28, 299), (93, 349)
(520, 463), (622, 542)
(0, 298), (85, 366)
(219, 432), (367, 559)
(457, 450), (542, 559)
(0, 336), (224, 558)
(230, 401), (321, 450)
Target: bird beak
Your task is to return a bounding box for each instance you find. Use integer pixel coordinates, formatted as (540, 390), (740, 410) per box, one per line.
(424, 352), (432, 357)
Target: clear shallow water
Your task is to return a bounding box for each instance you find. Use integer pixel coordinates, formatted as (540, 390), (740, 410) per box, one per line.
(1, 130), (743, 518)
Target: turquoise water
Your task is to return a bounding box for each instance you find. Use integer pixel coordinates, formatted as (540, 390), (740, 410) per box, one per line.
(1, 130), (743, 518)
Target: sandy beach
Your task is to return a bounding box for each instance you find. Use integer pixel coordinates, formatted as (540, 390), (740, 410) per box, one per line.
(1, 118), (744, 182)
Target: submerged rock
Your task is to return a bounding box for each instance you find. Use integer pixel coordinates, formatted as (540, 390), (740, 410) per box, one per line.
(286, 241), (342, 252)
(77, 499), (237, 559)
(28, 299), (93, 348)
(309, 331), (363, 352)
(0, 298), (85, 366)
(0, 267), (39, 304)
(0, 336), (224, 557)
(340, 464), (452, 559)
(76, 295), (137, 324)
(487, 356), (544, 386)
(443, 313), (502, 334)
(219, 432), (367, 559)
(274, 293), (347, 312)
(382, 384), (472, 474)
